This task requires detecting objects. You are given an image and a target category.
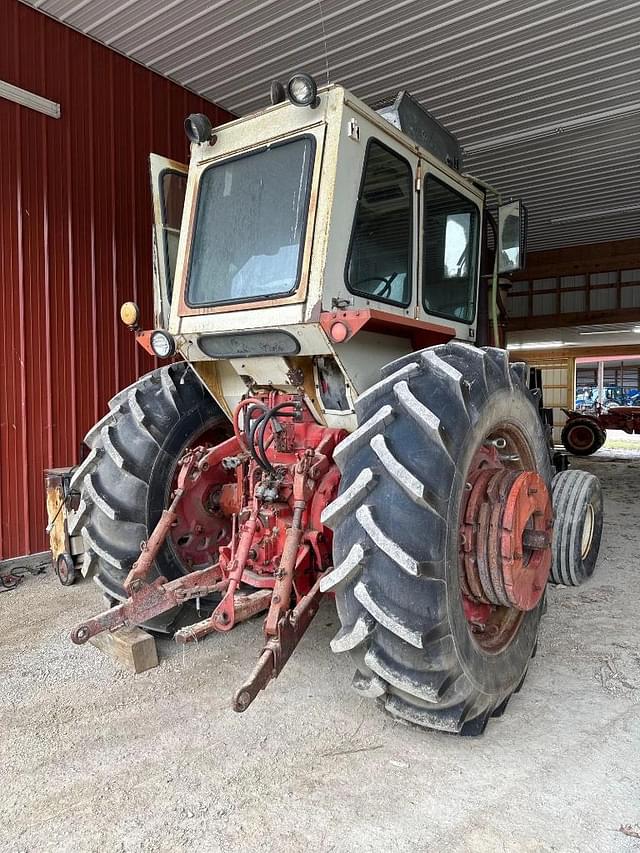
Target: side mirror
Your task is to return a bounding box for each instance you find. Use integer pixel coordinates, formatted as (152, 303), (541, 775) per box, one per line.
(497, 200), (527, 273)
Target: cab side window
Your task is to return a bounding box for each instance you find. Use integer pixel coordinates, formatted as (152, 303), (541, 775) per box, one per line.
(423, 176), (479, 323)
(160, 170), (188, 300)
(345, 140), (413, 307)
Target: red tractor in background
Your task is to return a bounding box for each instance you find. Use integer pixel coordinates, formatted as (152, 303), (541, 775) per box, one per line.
(561, 405), (640, 456)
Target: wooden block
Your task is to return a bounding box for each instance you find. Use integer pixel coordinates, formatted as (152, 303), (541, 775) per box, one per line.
(90, 626), (159, 673)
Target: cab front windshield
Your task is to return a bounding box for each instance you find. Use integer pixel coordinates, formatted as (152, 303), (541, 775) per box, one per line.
(186, 137), (314, 306)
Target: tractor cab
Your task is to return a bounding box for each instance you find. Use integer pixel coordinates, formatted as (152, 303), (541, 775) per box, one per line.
(140, 77), (526, 428)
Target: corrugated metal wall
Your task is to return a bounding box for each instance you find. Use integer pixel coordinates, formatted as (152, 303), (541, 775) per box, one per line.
(0, 0), (231, 560)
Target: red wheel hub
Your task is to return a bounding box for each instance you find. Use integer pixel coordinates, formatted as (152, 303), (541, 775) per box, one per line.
(461, 464), (552, 613)
(169, 468), (233, 570)
(167, 427), (235, 571)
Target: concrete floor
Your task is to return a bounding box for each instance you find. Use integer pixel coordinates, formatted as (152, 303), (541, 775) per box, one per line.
(3, 453), (639, 853)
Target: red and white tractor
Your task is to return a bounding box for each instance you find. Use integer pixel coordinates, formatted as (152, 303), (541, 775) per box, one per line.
(69, 77), (603, 734)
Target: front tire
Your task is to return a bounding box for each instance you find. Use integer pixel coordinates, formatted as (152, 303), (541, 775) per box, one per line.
(550, 470), (603, 585)
(321, 344), (552, 734)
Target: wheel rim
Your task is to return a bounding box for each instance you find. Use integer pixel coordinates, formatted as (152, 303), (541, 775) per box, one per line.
(165, 420), (233, 573)
(581, 503), (595, 558)
(568, 424), (595, 451)
(57, 556), (69, 583)
(57, 553), (74, 584)
(459, 424), (553, 654)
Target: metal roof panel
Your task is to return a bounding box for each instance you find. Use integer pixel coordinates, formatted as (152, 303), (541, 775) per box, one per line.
(21, 0), (640, 251)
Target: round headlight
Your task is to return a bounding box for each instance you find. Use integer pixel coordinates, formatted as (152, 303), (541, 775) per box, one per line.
(150, 330), (176, 359)
(286, 73), (318, 107)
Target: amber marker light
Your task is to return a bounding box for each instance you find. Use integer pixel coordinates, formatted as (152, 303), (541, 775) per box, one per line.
(120, 301), (140, 329)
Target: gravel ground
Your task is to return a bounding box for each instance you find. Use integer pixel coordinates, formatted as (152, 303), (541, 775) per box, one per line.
(2, 453), (639, 853)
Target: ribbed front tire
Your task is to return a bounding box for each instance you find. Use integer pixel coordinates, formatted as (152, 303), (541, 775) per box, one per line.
(550, 470), (603, 585)
(321, 343), (552, 734)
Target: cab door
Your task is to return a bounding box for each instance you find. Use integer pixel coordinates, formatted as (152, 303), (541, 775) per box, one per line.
(149, 154), (188, 327)
(416, 159), (482, 343)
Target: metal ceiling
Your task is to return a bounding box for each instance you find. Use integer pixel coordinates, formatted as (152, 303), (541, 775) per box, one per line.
(22, 0), (640, 251)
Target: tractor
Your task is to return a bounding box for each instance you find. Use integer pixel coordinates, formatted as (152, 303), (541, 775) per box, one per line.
(69, 76), (603, 734)
(562, 403), (640, 456)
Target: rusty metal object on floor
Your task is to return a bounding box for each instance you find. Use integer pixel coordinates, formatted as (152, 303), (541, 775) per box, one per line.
(0, 568), (26, 593)
(174, 590), (272, 644)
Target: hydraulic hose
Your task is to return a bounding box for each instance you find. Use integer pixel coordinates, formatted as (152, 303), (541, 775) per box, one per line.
(254, 403), (298, 475)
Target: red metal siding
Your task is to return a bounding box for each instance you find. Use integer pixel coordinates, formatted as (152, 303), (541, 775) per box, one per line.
(0, 0), (232, 559)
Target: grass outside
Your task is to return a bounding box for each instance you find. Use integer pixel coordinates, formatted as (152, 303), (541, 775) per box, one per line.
(604, 430), (640, 451)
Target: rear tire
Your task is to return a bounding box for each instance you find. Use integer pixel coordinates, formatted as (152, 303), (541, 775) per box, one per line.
(321, 343), (552, 734)
(69, 363), (229, 630)
(561, 417), (605, 456)
(550, 470), (603, 585)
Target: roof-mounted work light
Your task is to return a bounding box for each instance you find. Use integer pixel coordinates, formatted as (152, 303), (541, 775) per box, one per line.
(184, 113), (213, 144)
(286, 73), (319, 108)
(270, 80), (287, 105)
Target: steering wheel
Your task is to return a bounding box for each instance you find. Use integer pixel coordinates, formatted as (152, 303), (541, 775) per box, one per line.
(354, 272), (398, 299)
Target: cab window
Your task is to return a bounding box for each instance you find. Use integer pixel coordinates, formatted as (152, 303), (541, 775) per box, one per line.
(187, 138), (314, 307)
(423, 176), (479, 323)
(345, 140), (412, 307)
(160, 170), (187, 300)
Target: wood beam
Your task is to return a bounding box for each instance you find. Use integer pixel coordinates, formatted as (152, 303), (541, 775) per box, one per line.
(90, 626), (159, 673)
(514, 238), (640, 280)
(511, 343), (640, 361)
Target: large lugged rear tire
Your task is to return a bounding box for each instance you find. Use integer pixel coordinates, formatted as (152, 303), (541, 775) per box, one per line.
(69, 363), (229, 629)
(321, 343), (552, 734)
